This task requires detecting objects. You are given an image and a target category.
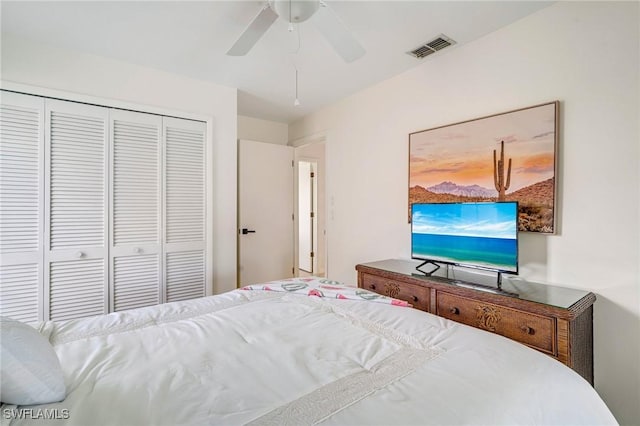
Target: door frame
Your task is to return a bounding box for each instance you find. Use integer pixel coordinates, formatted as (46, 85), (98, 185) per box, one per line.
(292, 136), (327, 278)
(235, 135), (327, 284)
(296, 159), (318, 274)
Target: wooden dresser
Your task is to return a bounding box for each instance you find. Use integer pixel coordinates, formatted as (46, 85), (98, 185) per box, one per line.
(356, 259), (596, 385)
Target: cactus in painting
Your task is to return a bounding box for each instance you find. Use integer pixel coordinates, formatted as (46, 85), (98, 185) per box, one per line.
(493, 140), (512, 201)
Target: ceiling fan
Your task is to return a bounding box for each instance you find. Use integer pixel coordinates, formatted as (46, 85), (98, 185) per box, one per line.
(227, 0), (365, 63)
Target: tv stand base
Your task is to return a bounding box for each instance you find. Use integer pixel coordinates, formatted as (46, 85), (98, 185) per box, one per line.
(415, 260), (440, 276)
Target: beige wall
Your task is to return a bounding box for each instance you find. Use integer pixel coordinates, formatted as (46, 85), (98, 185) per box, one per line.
(289, 2), (639, 424)
(1, 34), (239, 295)
(238, 115), (288, 145)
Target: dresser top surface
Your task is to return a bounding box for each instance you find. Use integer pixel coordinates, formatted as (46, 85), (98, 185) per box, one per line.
(356, 259), (595, 310)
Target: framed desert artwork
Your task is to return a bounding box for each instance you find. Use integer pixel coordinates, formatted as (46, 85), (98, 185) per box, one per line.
(409, 101), (559, 233)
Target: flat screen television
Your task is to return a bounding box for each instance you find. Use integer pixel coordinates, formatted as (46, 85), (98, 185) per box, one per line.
(411, 202), (519, 278)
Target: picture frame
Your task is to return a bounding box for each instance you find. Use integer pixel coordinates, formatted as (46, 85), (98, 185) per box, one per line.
(409, 101), (559, 233)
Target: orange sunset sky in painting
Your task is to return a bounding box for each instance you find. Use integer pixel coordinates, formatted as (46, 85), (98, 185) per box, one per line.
(410, 103), (556, 193)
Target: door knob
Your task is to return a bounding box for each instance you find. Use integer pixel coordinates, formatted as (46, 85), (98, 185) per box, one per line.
(241, 228), (256, 235)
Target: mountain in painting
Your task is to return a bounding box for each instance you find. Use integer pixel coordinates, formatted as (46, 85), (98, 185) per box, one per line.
(505, 177), (554, 207)
(409, 185), (490, 204)
(506, 177), (555, 233)
(427, 181), (496, 198)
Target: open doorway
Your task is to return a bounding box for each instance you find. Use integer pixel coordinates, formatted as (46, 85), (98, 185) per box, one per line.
(295, 141), (325, 277)
(298, 161), (317, 273)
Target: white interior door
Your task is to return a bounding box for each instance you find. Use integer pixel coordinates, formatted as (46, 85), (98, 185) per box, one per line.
(44, 99), (109, 321)
(0, 92), (45, 322)
(110, 109), (162, 312)
(163, 117), (206, 302)
(238, 140), (294, 286)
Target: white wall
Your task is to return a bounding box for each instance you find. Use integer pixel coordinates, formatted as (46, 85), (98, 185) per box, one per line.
(238, 115), (288, 145)
(1, 34), (239, 295)
(289, 2), (639, 424)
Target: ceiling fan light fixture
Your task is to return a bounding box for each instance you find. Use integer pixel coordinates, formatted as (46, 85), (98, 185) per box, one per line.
(270, 0), (320, 23)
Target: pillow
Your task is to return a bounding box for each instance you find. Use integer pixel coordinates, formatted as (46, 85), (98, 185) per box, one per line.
(0, 317), (65, 405)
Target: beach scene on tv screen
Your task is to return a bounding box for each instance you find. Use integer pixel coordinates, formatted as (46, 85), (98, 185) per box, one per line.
(411, 203), (518, 272)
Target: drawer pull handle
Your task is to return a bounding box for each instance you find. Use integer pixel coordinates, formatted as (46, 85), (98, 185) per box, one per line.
(520, 326), (534, 335)
(74, 251), (84, 258)
(369, 284), (376, 290)
(450, 307), (460, 315)
(411, 295), (418, 302)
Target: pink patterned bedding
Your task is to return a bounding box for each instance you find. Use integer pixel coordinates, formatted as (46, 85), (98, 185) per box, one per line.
(241, 277), (410, 307)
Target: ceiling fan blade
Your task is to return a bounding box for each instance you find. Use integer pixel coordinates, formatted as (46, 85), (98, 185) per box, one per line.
(312, 4), (365, 63)
(227, 5), (278, 56)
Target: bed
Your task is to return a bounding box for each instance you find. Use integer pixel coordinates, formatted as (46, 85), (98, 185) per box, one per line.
(1, 277), (617, 425)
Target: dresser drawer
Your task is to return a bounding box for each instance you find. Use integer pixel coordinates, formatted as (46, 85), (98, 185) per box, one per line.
(361, 273), (430, 312)
(436, 292), (555, 354)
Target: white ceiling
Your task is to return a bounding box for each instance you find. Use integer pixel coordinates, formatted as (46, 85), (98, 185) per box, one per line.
(1, 1), (552, 124)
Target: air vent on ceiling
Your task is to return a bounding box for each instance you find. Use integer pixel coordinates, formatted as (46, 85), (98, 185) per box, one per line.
(408, 34), (456, 59)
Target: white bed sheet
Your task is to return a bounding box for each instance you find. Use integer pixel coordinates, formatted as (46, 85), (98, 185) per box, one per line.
(8, 287), (616, 425)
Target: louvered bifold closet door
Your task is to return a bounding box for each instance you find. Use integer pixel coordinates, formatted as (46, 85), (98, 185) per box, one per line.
(163, 117), (206, 302)
(0, 92), (44, 322)
(110, 110), (162, 311)
(45, 100), (108, 321)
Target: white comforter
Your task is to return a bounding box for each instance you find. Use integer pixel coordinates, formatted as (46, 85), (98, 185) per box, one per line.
(10, 287), (616, 425)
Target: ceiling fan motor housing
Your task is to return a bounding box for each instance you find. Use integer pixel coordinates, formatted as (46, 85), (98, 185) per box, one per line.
(227, 0), (363, 63)
(270, 0), (320, 23)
